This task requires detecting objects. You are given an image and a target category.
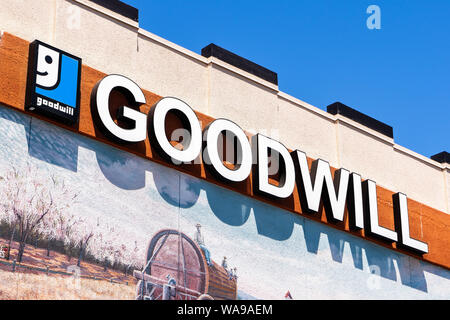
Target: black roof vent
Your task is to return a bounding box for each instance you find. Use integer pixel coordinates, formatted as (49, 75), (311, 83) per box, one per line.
(431, 151), (450, 164)
(327, 102), (394, 138)
(90, 0), (139, 22)
(201, 43), (278, 85)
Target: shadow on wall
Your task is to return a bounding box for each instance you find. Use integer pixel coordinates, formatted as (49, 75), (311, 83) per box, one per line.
(27, 117), (79, 173)
(24, 113), (201, 202)
(199, 179), (448, 294)
(7, 106), (447, 295)
(26, 114), (149, 190)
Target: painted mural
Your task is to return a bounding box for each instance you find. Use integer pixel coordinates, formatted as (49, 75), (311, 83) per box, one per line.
(0, 104), (448, 300)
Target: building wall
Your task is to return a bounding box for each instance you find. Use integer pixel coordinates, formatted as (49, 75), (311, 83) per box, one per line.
(1, 0), (447, 215)
(0, 0), (448, 299)
(0, 103), (448, 299)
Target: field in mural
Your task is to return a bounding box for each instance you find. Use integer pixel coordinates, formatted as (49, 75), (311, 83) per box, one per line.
(0, 270), (135, 300)
(0, 104), (448, 300)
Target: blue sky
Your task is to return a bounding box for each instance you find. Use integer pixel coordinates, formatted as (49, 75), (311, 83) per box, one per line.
(122, 0), (449, 158)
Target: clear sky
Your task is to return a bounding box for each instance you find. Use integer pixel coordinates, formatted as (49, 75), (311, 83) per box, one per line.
(122, 0), (449, 159)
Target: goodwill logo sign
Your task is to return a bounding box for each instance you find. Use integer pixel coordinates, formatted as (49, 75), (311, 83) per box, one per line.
(26, 40), (81, 124)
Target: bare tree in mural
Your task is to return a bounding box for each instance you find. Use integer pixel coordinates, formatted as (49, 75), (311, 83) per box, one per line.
(93, 224), (115, 272)
(86, 222), (144, 274)
(60, 214), (80, 261)
(40, 210), (78, 257)
(0, 201), (18, 260)
(72, 217), (97, 267)
(0, 164), (77, 263)
(123, 240), (142, 276)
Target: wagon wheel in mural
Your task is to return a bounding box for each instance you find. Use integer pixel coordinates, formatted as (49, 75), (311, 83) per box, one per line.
(134, 229), (208, 300)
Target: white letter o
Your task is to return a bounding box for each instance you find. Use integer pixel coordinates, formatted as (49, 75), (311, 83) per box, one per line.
(204, 119), (252, 182)
(150, 97), (202, 163)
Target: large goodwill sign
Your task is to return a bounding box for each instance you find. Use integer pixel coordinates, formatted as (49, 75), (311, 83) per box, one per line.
(22, 39), (432, 258)
(88, 74), (428, 255)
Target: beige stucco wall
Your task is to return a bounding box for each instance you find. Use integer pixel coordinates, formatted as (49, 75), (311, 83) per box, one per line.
(0, 0), (55, 43)
(208, 62), (279, 138)
(0, 0), (448, 214)
(445, 169), (450, 213)
(277, 95), (339, 166)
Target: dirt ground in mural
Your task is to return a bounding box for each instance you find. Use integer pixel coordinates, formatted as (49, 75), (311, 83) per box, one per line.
(0, 238), (138, 299)
(0, 270), (135, 300)
(0, 238), (137, 281)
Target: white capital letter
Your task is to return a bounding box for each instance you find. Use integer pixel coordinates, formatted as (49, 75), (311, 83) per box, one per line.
(292, 150), (350, 221)
(348, 173), (365, 229)
(362, 180), (398, 242)
(203, 119), (252, 182)
(149, 97), (202, 164)
(393, 193), (428, 253)
(252, 134), (295, 199)
(92, 75), (147, 143)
